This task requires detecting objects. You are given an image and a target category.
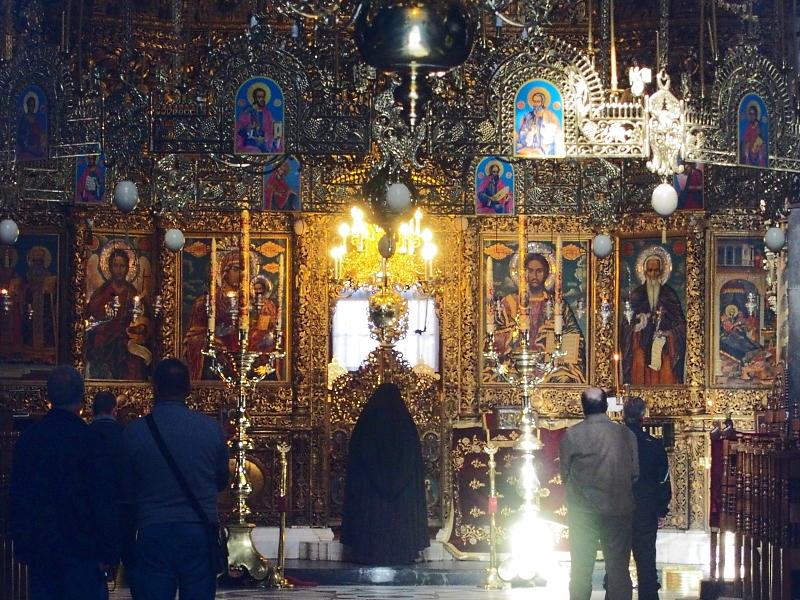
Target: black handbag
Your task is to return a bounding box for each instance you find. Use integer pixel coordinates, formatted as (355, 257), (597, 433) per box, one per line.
(145, 414), (229, 575)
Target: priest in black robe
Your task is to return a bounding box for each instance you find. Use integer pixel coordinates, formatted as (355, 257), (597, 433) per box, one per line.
(341, 383), (429, 565)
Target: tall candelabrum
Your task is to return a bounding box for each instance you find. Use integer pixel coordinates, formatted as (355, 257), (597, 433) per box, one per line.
(483, 324), (565, 583)
(483, 227), (566, 582)
(203, 212), (287, 583)
(202, 321), (285, 582)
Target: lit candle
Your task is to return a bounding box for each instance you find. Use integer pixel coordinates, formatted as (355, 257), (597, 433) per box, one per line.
(331, 246), (343, 280)
(486, 256), (494, 333)
(613, 351), (621, 396)
(277, 253), (284, 331)
(555, 236), (562, 304)
(240, 209), (250, 333)
(338, 222), (350, 250)
(517, 215), (526, 303)
(209, 238), (216, 333)
(554, 236), (563, 334)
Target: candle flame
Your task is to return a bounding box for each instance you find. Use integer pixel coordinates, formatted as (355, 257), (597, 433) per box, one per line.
(613, 352), (620, 361)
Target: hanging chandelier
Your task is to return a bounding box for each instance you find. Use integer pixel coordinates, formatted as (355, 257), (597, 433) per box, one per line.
(330, 206), (437, 290)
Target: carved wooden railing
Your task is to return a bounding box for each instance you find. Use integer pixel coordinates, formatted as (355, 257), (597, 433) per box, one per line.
(704, 366), (800, 600)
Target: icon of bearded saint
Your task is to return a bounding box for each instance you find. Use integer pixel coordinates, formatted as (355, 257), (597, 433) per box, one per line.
(621, 250), (686, 385)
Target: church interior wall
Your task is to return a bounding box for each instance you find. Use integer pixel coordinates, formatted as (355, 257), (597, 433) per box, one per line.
(0, 0), (796, 563)
(0, 203), (775, 538)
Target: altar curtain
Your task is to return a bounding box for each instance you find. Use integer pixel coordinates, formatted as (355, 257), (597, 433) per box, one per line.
(445, 425), (568, 557)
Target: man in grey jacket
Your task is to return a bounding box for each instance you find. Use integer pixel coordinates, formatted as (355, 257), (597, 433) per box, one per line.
(124, 358), (229, 599)
(559, 387), (639, 600)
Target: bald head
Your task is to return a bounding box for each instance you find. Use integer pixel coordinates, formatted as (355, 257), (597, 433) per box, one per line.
(580, 387), (608, 415)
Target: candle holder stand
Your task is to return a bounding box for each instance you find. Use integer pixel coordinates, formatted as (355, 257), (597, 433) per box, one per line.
(483, 325), (565, 582)
(265, 442), (293, 588)
(481, 442), (508, 590)
(203, 326), (286, 583)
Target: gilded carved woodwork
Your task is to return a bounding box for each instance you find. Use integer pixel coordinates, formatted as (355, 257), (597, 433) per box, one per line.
(3, 0), (799, 542)
(668, 432), (691, 530)
(1, 203), (778, 534)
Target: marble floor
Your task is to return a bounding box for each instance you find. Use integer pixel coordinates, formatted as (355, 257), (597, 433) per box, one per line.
(108, 558), (704, 599)
(110, 584), (699, 599)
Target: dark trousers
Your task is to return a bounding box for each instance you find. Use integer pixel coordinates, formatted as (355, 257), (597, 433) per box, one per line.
(132, 522), (216, 600)
(568, 508), (632, 600)
(29, 558), (108, 600)
(632, 508), (660, 600)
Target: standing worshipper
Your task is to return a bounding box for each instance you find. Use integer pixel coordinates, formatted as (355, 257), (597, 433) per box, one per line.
(90, 391), (125, 472)
(559, 387), (639, 600)
(90, 391), (137, 590)
(341, 383), (429, 564)
(623, 397), (672, 600)
(10, 366), (119, 600)
(123, 358), (229, 600)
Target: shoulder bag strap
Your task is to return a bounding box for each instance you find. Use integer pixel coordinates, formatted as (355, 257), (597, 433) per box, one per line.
(145, 413), (211, 526)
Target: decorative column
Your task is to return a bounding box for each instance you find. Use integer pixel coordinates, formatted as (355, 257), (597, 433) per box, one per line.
(787, 208), (800, 419)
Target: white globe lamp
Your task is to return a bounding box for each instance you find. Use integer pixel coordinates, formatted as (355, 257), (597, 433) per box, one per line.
(113, 180), (139, 213)
(592, 233), (613, 259)
(764, 226), (785, 252)
(386, 182), (412, 213)
(0, 219), (19, 245)
(651, 183), (678, 217)
(164, 228), (185, 252)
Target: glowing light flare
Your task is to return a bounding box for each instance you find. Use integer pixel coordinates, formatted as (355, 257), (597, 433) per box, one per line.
(499, 511), (561, 581)
(420, 242), (437, 261)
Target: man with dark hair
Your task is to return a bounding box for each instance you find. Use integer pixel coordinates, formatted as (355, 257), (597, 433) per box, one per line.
(559, 387), (639, 600)
(123, 358), (229, 599)
(623, 396), (671, 600)
(90, 391), (136, 587)
(10, 365), (119, 600)
(92, 390), (117, 417)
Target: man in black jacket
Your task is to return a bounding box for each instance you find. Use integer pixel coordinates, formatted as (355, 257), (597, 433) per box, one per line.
(10, 366), (119, 600)
(90, 391), (136, 588)
(623, 396), (672, 600)
(90, 391), (125, 470)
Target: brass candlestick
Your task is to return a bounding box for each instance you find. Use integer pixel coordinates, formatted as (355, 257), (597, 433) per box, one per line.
(204, 326), (285, 581)
(265, 442), (293, 588)
(482, 443), (509, 590)
(483, 325), (564, 582)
